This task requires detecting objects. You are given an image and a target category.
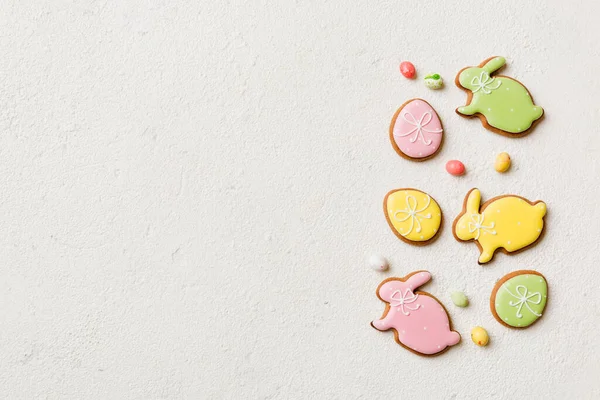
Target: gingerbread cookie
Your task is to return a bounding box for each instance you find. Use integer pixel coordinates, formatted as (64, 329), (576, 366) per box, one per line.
(455, 56), (544, 137)
(384, 188), (442, 245)
(453, 188), (546, 264)
(372, 271), (461, 356)
(390, 99), (444, 161)
(491, 270), (548, 329)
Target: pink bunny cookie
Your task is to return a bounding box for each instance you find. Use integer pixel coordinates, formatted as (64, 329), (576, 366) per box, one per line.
(372, 271), (460, 356)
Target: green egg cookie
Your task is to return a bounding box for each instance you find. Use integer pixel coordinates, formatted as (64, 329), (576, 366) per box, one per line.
(491, 270), (548, 328)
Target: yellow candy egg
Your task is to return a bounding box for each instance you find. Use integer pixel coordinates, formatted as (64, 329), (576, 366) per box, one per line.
(471, 326), (489, 346)
(495, 152), (511, 173)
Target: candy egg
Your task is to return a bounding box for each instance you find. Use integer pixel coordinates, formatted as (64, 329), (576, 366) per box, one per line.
(495, 152), (511, 172)
(445, 160), (465, 176)
(368, 255), (389, 271)
(399, 61), (416, 79)
(471, 326), (489, 346)
(450, 291), (469, 307)
(424, 73), (443, 90)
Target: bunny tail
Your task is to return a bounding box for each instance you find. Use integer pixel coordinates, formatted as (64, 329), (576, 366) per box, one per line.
(447, 331), (461, 346)
(535, 202), (547, 217)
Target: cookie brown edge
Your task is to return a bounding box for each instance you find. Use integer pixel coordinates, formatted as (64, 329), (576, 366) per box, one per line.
(384, 188), (443, 246)
(451, 188), (547, 264)
(370, 271), (461, 357)
(489, 270), (549, 329)
(389, 98), (445, 162)
(454, 56), (544, 138)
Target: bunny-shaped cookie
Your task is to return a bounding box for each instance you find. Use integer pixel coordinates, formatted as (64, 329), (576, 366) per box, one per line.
(456, 56), (544, 136)
(453, 188), (547, 264)
(372, 271), (460, 356)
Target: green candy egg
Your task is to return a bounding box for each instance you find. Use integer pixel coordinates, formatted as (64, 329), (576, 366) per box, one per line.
(424, 73), (443, 90)
(451, 291), (469, 307)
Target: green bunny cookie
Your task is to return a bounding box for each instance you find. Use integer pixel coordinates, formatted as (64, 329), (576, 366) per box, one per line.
(456, 56), (543, 136)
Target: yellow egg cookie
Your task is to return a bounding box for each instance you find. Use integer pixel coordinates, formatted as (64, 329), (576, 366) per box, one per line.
(384, 189), (442, 245)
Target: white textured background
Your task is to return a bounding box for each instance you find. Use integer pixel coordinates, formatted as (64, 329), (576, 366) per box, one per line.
(1, 0), (599, 398)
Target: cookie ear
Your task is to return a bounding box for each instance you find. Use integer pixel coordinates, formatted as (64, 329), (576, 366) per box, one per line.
(406, 271), (431, 290)
(466, 189), (481, 214)
(482, 56), (505, 74)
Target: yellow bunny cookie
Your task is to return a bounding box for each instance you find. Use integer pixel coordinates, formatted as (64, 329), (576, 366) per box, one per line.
(453, 189), (546, 264)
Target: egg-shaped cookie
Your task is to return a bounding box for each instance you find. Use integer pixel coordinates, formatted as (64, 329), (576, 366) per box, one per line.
(390, 99), (444, 161)
(491, 270), (548, 328)
(384, 188), (442, 245)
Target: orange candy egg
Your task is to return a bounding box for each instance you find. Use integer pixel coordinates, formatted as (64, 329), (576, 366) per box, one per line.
(495, 152), (511, 173)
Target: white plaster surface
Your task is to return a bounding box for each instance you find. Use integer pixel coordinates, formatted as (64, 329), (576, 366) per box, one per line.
(1, 0), (599, 398)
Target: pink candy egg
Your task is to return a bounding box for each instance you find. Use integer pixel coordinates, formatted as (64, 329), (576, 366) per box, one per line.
(446, 160), (465, 176)
(399, 61), (416, 79)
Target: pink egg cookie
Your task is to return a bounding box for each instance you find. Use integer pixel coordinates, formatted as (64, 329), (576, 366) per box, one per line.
(390, 99), (444, 161)
(372, 271), (461, 356)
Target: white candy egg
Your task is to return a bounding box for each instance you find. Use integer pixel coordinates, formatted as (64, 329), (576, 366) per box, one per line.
(368, 255), (389, 271)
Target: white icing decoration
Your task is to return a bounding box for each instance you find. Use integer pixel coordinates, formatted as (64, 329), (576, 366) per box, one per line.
(468, 213), (496, 240)
(389, 288), (421, 316)
(471, 71), (502, 94)
(395, 111), (442, 146)
(504, 285), (542, 318)
(393, 195), (432, 237)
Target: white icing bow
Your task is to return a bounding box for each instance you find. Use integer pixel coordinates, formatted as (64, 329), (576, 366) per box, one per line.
(471, 71), (502, 94)
(396, 111), (442, 146)
(389, 288), (421, 316)
(394, 195), (432, 236)
(468, 213), (496, 240)
(505, 285), (542, 318)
